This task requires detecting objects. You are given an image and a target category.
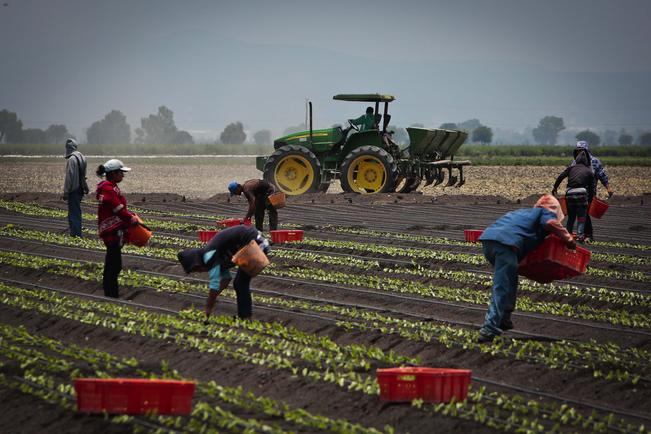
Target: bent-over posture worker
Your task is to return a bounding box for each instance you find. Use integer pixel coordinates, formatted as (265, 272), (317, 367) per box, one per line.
(552, 149), (595, 243)
(228, 179), (278, 232)
(178, 225), (270, 321)
(477, 194), (576, 343)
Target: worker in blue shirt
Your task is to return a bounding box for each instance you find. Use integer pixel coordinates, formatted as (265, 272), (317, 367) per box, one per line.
(477, 194), (576, 343)
(177, 225), (270, 321)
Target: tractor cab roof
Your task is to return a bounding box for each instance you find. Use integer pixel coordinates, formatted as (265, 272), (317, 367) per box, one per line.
(333, 94), (395, 103)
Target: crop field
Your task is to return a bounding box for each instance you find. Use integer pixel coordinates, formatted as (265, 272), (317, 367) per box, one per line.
(1, 157), (650, 200)
(0, 187), (650, 433)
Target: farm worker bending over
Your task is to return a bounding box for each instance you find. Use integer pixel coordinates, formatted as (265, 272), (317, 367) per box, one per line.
(565, 140), (613, 243)
(552, 149), (595, 243)
(348, 106), (376, 132)
(477, 194), (576, 343)
(96, 159), (138, 298)
(62, 138), (89, 237)
(177, 225), (270, 321)
(228, 179), (278, 232)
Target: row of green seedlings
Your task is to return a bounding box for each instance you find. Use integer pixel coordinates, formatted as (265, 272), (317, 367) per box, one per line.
(295, 237), (651, 283)
(0, 199), (215, 233)
(2, 198), (648, 262)
(320, 225), (651, 259)
(3, 225), (649, 330)
(0, 323), (389, 434)
(0, 284), (645, 434)
(1, 250), (648, 388)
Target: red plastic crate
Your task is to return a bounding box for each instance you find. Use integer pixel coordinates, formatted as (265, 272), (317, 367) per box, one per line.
(270, 230), (304, 243)
(588, 197), (609, 219)
(217, 218), (244, 227)
(74, 378), (195, 415)
(198, 230), (220, 243)
(518, 235), (591, 283)
(377, 367), (471, 403)
(464, 229), (483, 243)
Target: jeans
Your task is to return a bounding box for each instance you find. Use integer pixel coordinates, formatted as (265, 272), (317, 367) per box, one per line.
(103, 243), (122, 298)
(254, 196), (278, 232)
(566, 203), (588, 238)
(67, 189), (83, 237)
(233, 268), (252, 318)
(481, 241), (519, 336)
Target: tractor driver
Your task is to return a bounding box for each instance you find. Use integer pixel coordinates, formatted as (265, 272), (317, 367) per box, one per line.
(348, 107), (377, 132)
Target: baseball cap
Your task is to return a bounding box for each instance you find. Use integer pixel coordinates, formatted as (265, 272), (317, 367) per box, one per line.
(103, 159), (131, 173)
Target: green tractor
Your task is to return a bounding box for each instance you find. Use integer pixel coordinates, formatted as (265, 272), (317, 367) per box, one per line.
(256, 93), (470, 195)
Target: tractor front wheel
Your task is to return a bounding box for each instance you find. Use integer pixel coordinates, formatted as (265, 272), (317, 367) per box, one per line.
(340, 146), (398, 194)
(263, 145), (321, 195)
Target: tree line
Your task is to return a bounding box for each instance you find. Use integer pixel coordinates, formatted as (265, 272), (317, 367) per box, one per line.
(2, 107), (650, 147)
(0, 107), (274, 146)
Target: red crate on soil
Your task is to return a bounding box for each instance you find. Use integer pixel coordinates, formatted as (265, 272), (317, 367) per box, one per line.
(217, 218), (244, 227)
(518, 235), (591, 284)
(74, 378), (195, 415)
(198, 230), (220, 243)
(270, 230), (304, 243)
(464, 229), (483, 243)
(377, 367), (471, 403)
(588, 197), (609, 219)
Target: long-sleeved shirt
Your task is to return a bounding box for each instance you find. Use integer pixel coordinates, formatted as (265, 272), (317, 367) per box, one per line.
(96, 180), (135, 245)
(569, 153), (609, 191)
(349, 113), (376, 131)
(553, 156), (596, 199)
(479, 208), (573, 260)
(64, 151), (88, 194)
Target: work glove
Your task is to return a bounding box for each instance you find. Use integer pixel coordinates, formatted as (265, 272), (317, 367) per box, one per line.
(129, 215), (140, 226)
(62, 192), (69, 201)
(566, 239), (577, 250)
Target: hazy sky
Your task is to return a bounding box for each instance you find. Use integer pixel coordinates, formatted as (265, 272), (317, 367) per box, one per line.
(2, 0), (650, 141)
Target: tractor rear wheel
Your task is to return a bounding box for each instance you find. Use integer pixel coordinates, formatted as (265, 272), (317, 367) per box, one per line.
(340, 146), (398, 194)
(263, 145), (321, 195)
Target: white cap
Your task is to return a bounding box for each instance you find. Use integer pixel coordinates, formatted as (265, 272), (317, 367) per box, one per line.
(103, 159), (131, 173)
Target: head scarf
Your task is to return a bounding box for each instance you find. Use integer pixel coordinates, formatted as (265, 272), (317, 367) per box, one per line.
(534, 194), (564, 221)
(65, 138), (78, 158)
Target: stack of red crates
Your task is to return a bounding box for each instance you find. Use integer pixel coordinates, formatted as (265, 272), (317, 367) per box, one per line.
(518, 235), (591, 283)
(74, 378), (195, 415)
(463, 229), (483, 243)
(376, 367), (471, 403)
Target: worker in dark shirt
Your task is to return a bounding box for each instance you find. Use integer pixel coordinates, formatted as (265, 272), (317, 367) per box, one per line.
(228, 179), (278, 232)
(552, 149), (595, 243)
(177, 225), (270, 321)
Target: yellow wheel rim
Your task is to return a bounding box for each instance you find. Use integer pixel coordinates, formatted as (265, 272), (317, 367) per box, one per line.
(346, 155), (387, 193)
(274, 154), (315, 195)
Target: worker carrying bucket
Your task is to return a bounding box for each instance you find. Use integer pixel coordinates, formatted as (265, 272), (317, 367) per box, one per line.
(177, 225), (270, 321)
(476, 194), (576, 343)
(228, 179), (280, 232)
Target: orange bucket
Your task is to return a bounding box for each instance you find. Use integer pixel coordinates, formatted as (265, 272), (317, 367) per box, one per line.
(588, 197), (609, 219)
(268, 192), (286, 209)
(125, 215), (152, 247)
(232, 240), (269, 276)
